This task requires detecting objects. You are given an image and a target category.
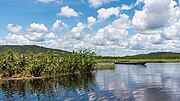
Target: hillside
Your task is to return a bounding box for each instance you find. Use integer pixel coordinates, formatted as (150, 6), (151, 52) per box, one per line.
(96, 52), (180, 59)
(123, 52), (180, 59)
(1, 45), (179, 59)
(0, 45), (69, 54)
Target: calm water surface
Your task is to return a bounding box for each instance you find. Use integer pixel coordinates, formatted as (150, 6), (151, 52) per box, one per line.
(1, 63), (180, 101)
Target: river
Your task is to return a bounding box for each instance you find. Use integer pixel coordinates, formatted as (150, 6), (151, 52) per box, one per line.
(0, 63), (180, 101)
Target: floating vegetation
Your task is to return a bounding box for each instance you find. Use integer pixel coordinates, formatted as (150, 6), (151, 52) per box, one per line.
(0, 50), (96, 78)
(95, 64), (115, 70)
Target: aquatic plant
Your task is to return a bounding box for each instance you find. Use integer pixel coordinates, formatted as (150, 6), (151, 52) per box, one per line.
(0, 51), (28, 77)
(0, 50), (96, 78)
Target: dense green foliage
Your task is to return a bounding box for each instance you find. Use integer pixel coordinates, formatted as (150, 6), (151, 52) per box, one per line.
(0, 50), (96, 78)
(0, 45), (69, 54)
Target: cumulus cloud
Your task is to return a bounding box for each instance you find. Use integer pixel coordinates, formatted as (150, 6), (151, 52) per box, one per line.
(132, 0), (171, 31)
(26, 23), (49, 41)
(97, 7), (120, 22)
(130, 0), (180, 52)
(7, 24), (22, 33)
(88, 0), (118, 8)
(25, 32), (45, 41)
(112, 14), (131, 29)
(163, 19), (180, 40)
(91, 14), (130, 48)
(37, 0), (63, 4)
(129, 34), (164, 50)
(69, 22), (86, 40)
(46, 32), (57, 39)
(52, 20), (69, 33)
(3, 0), (180, 56)
(4, 34), (30, 45)
(135, 0), (144, 6)
(57, 6), (79, 18)
(120, 4), (133, 10)
(3, 14), (133, 56)
(6, 23), (48, 42)
(93, 25), (128, 46)
(87, 16), (96, 28)
(27, 23), (48, 32)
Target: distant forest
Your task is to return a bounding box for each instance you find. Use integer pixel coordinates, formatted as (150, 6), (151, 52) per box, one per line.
(0, 45), (180, 59)
(96, 52), (180, 59)
(0, 45), (68, 54)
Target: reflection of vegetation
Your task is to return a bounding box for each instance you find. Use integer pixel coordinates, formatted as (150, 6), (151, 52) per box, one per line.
(0, 73), (95, 99)
(0, 50), (96, 78)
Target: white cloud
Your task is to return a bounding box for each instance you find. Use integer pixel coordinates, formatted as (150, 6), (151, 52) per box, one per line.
(163, 19), (180, 40)
(69, 22), (86, 40)
(91, 14), (130, 48)
(112, 14), (131, 29)
(4, 34), (30, 45)
(57, 6), (79, 18)
(37, 0), (63, 4)
(27, 23), (48, 32)
(52, 20), (69, 33)
(150, 34), (164, 44)
(71, 22), (86, 33)
(6, 23), (48, 42)
(121, 4), (133, 10)
(130, 0), (180, 52)
(97, 7), (120, 22)
(7, 24), (22, 33)
(87, 16), (96, 28)
(132, 0), (171, 31)
(129, 34), (164, 50)
(135, 0), (144, 6)
(3, 0), (180, 56)
(25, 32), (45, 41)
(93, 25), (128, 46)
(46, 32), (57, 39)
(88, 0), (118, 8)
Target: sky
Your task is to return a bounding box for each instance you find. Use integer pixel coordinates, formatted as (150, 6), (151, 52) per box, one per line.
(0, 0), (180, 56)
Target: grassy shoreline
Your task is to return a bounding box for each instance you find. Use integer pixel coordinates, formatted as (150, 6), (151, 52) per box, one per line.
(0, 72), (82, 81)
(95, 64), (115, 70)
(0, 64), (115, 81)
(96, 59), (180, 63)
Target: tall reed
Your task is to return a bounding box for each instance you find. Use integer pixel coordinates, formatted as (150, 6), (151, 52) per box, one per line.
(0, 50), (96, 78)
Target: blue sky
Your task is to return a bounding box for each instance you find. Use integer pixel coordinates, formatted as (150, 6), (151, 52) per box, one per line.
(0, 0), (180, 56)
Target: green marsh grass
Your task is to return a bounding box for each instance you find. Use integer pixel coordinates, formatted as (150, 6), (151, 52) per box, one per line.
(0, 50), (96, 78)
(95, 64), (115, 70)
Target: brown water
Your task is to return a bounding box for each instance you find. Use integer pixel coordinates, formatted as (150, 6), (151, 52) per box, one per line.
(0, 63), (180, 101)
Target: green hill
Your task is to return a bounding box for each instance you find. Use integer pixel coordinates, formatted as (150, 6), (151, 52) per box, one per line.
(124, 52), (180, 59)
(0, 45), (69, 54)
(1, 45), (179, 59)
(96, 52), (180, 59)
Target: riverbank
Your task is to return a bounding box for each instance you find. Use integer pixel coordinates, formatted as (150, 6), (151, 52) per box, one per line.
(0, 64), (115, 81)
(96, 59), (180, 63)
(95, 64), (115, 70)
(0, 72), (81, 81)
